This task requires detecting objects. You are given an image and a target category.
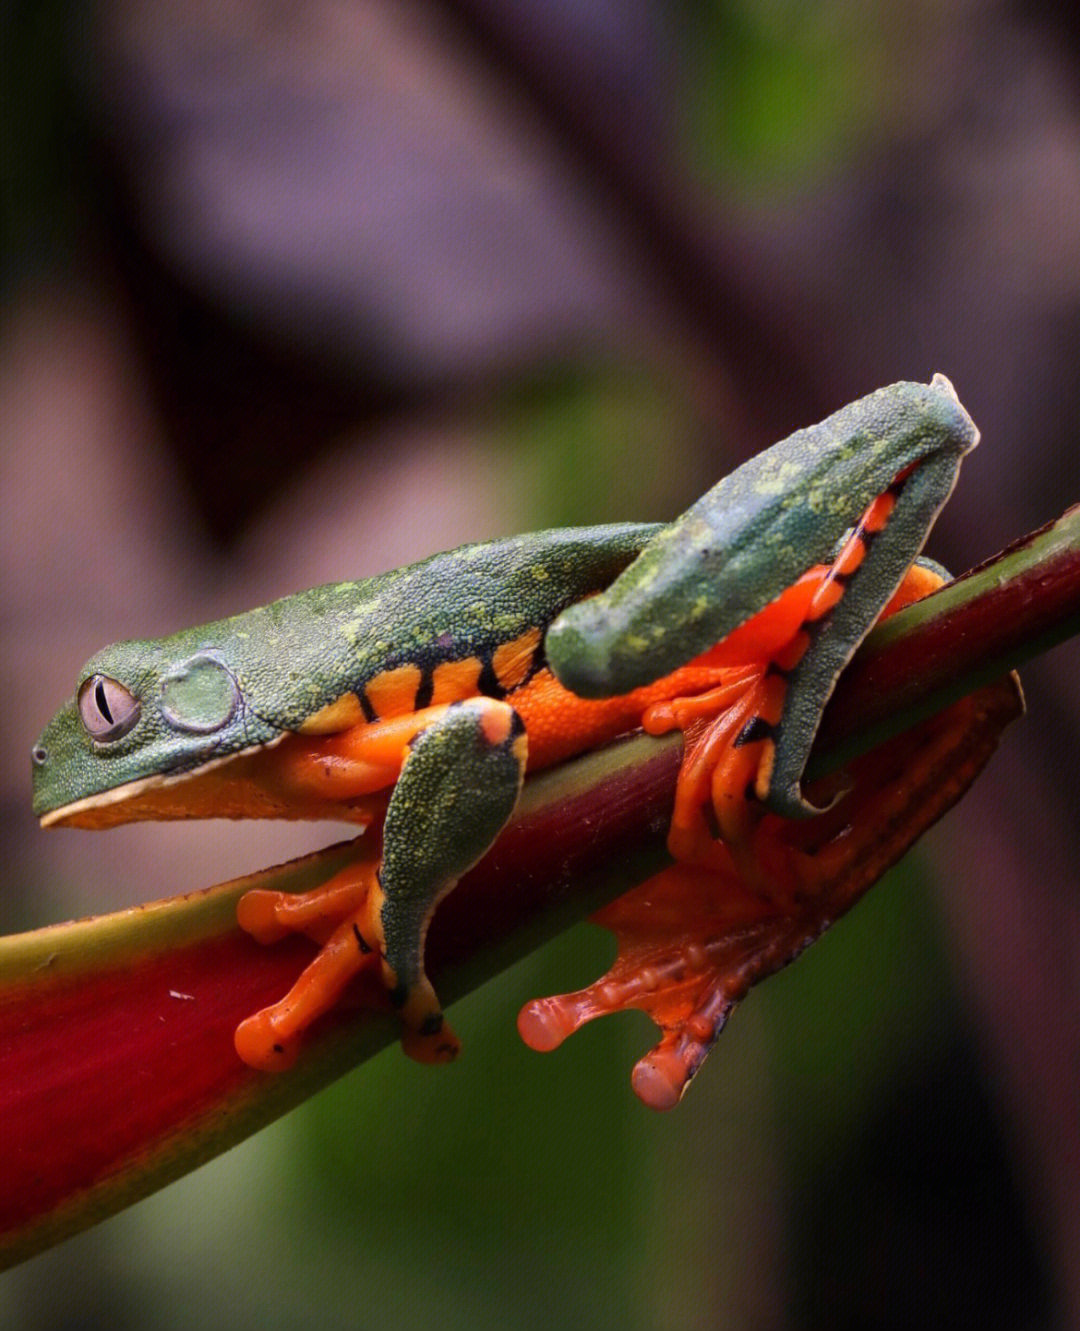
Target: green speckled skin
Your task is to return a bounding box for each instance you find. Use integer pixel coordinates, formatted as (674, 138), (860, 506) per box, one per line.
(378, 698), (526, 1034)
(31, 525), (656, 817)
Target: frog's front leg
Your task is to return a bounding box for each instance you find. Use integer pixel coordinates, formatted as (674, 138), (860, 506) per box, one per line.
(375, 698), (527, 1060)
(236, 698), (527, 1070)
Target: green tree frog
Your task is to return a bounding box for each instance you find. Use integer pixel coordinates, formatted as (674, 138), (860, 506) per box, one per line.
(31, 376), (979, 1107)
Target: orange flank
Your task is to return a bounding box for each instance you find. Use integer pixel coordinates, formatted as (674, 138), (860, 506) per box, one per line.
(255, 660), (747, 810)
(364, 664), (423, 718)
(430, 656), (483, 705)
(491, 627), (543, 692)
(508, 660), (733, 770)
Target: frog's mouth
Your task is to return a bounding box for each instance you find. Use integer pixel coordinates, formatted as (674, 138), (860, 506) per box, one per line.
(39, 737), (382, 831)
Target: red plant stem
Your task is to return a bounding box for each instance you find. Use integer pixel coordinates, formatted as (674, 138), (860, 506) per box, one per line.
(0, 507), (1076, 1267)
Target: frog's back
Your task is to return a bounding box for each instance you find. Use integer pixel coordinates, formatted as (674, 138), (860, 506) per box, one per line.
(211, 524), (660, 730)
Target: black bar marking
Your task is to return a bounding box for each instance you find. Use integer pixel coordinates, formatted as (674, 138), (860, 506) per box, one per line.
(734, 714), (774, 748)
(478, 653), (507, 699)
(413, 669), (434, 711)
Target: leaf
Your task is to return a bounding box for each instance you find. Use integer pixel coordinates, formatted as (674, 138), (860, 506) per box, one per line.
(4, 505), (1078, 1267)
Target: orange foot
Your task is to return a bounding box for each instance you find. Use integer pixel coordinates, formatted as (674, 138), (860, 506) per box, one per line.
(519, 679), (1023, 1110)
(518, 861), (813, 1109)
(235, 854), (385, 1071)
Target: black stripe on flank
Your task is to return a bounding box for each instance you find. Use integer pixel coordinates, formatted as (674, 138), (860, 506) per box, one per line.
(523, 638), (547, 684)
(359, 690), (378, 722)
(478, 653), (507, 699)
(734, 714), (774, 748)
(414, 670), (434, 710)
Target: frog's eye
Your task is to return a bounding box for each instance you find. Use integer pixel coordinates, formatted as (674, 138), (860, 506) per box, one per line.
(77, 675), (142, 743)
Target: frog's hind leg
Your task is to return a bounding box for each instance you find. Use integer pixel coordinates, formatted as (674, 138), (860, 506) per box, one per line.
(764, 452), (960, 820)
(522, 669), (1012, 1110)
(646, 469), (953, 879)
(236, 698), (527, 1071)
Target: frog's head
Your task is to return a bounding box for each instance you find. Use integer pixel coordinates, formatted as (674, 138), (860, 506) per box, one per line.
(31, 636), (281, 828)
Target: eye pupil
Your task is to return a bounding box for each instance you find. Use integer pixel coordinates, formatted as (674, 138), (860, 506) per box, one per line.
(95, 678), (114, 725)
(77, 674), (140, 742)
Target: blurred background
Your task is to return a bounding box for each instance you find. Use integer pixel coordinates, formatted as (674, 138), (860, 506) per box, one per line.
(3, 2), (1079, 1327)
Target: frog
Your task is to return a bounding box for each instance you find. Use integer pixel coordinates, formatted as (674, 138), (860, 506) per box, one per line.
(30, 375), (979, 1106)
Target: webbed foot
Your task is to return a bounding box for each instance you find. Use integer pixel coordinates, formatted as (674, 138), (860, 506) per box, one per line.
(235, 854), (384, 1071)
(521, 679), (1021, 1107)
(518, 863), (801, 1108)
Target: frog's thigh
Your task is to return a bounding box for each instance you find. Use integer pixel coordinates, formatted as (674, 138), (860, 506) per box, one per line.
(377, 697), (528, 1059)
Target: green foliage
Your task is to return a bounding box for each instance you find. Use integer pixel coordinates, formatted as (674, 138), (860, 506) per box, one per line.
(762, 858), (958, 1185)
(679, 1), (884, 187)
(492, 364), (702, 531)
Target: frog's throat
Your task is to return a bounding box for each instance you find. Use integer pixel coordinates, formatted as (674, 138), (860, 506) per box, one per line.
(39, 734), (295, 830)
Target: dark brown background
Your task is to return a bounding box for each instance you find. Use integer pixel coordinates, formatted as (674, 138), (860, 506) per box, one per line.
(4, 4), (1078, 1327)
